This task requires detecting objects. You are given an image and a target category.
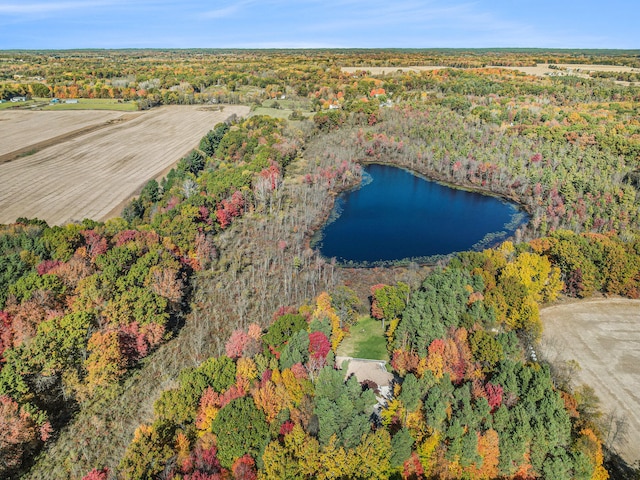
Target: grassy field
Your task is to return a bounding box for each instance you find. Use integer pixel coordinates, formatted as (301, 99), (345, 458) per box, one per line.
(42, 98), (138, 111)
(0, 98), (137, 111)
(250, 98), (313, 121)
(250, 106), (295, 119)
(338, 316), (388, 360)
(0, 99), (38, 110)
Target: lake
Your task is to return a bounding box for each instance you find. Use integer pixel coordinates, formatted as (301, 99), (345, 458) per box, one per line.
(314, 163), (528, 266)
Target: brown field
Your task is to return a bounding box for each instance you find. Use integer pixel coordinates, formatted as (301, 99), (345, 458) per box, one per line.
(494, 63), (640, 85)
(0, 105), (249, 225)
(341, 66), (449, 75)
(495, 63), (640, 76)
(540, 298), (640, 463)
(342, 64), (639, 85)
(0, 110), (125, 158)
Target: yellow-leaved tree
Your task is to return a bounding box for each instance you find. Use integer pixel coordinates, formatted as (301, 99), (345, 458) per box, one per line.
(502, 251), (563, 303)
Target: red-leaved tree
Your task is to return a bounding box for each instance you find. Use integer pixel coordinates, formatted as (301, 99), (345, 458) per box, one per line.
(225, 329), (250, 359)
(370, 284), (386, 320)
(0, 395), (41, 473)
(231, 454), (257, 480)
(308, 331), (331, 360)
(82, 467), (109, 480)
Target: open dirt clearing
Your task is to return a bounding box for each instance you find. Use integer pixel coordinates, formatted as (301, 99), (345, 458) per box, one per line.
(335, 356), (393, 389)
(540, 298), (640, 463)
(0, 105), (249, 225)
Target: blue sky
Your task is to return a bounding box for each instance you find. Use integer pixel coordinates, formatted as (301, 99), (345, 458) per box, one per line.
(0, 0), (637, 49)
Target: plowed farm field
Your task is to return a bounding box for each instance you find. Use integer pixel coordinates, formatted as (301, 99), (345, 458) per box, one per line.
(541, 298), (640, 464)
(0, 105), (249, 225)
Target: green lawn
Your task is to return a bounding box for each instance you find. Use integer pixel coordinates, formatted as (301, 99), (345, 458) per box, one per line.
(250, 99), (313, 121)
(0, 98), (137, 111)
(41, 98), (137, 111)
(0, 99), (39, 110)
(249, 106), (295, 119)
(337, 316), (389, 361)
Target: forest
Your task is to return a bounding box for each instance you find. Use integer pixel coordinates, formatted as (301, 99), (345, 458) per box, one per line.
(1, 49), (639, 479)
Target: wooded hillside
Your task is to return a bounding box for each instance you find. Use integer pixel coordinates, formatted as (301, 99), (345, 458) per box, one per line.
(1, 49), (638, 479)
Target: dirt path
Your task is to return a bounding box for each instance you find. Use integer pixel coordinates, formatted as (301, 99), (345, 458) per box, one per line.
(540, 298), (640, 463)
(0, 105), (250, 225)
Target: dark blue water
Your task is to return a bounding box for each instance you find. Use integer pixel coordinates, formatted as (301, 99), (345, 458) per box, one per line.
(315, 164), (527, 265)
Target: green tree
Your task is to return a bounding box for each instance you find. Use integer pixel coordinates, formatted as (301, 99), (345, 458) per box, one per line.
(29, 83), (51, 98)
(199, 122), (229, 157)
(394, 268), (476, 355)
(8, 271), (66, 304)
(390, 428), (414, 467)
(371, 282), (409, 330)
(398, 373), (423, 412)
(469, 330), (504, 371)
(29, 311), (93, 375)
(139, 179), (160, 204)
(42, 224), (83, 261)
(155, 355), (236, 425)
(263, 313), (307, 355)
(177, 150), (205, 176)
(330, 285), (361, 327)
(313, 367), (376, 449)
(118, 424), (174, 480)
(210, 396), (269, 469)
(313, 110), (346, 132)
(280, 330), (310, 370)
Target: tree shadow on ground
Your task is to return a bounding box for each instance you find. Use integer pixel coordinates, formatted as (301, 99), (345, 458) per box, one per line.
(606, 450), (638, 480)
